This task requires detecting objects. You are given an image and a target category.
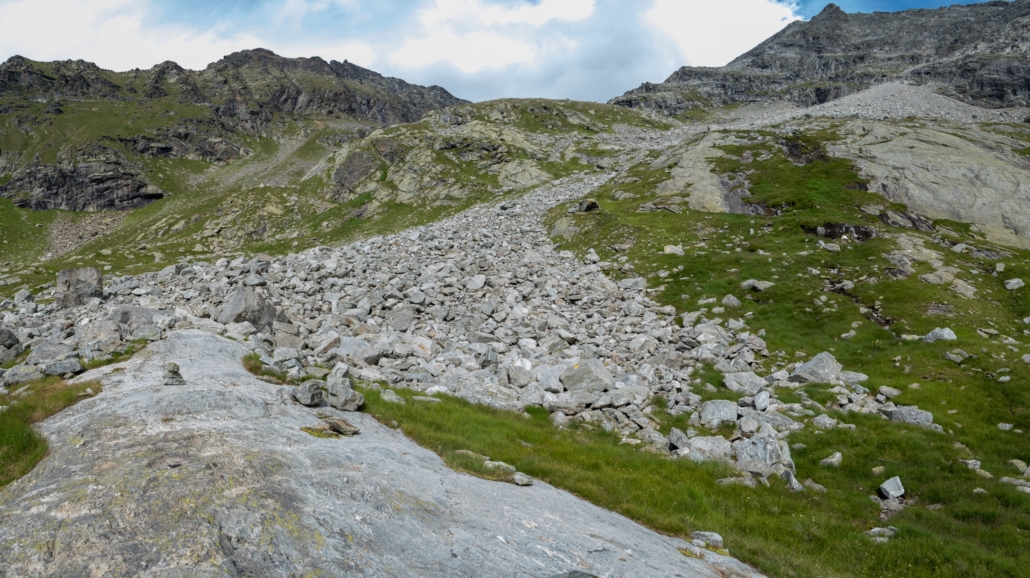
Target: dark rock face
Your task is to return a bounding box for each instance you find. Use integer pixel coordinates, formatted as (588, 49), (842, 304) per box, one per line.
(330, 151), (380, 201)
(612, 1), (1030, 113)
(0, 144), (164, 211)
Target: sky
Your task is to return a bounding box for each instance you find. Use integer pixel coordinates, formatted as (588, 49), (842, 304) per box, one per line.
(0, 0), (1004, 103)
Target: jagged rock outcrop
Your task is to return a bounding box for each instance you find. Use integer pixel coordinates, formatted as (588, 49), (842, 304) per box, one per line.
(612, 1), (1030, 113)
(0, 143), (164, 211)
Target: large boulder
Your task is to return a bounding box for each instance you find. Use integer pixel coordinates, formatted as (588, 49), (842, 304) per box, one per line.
(559, 359), (613, 393)
(0, 328), (20, 350)
(217, 286), (283, 333)
(700, 400), (739, 426)
(682, 436), (734, 463)
(3, 364), (44, 386)
(790, 352), (842, 384)
(326, 376), (364, 412)
(76, 319), (124, 353)
(25, 341), (75, 366)
(723, 371), (766, 396)
(55, 268), (103, 308)
(733, 433), (795, 477)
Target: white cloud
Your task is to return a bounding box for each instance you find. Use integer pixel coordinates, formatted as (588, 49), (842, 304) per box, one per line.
(0, 0), (264, 70)
(420, 0), (595, 27)
(645, 0), (801, 68)
(388, 0), (593, 73)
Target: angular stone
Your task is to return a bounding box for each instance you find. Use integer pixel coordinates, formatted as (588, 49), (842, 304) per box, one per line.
(559, 359), (613, 393)
(879, 476), (905, 500)
(812, 414), (837, 430)
(699, 400), (738, 425)
(466, 275), (487, 290)
(513, 472), (534, 486)
(617, 278), (646, 290)
(326, 376), (364, 412)
(217, 286), (282, 333)
(3, 364), (43, 386)
(381, 390), (406, 404)
(668, 427), (690, 450)
(882, 406), (934, 427)
(734, 433), (795, 476)
(43, 358), (83, 376)
(25, 341), (75, 366)
(790, 352), (842, 384)
(387, 309), (416, 332)
(820, 452), (843, 467)
(55, 268), (103, 308)
(0, 328), (20, 350)
(753, 390), (770, 412)
(689, 531), (723, 549)
(684, 436), (733, 463)
(293, 381), (325, 406)
(723, 371), (766, 395)
(924, 327), (957, 343)
(740, 279), (775, 292)
(1005, 279), (1025, 291)
(162, 362), (186, 386)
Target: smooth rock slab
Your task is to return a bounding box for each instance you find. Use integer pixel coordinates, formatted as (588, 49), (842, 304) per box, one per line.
(0, 331), (762, 577)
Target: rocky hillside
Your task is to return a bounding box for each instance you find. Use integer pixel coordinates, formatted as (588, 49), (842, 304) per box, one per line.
(612, 1), (1030, 114)
(0, 49), (466, 211)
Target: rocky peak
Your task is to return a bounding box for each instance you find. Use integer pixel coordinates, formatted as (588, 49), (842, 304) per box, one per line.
(614, 0), (1030, 111)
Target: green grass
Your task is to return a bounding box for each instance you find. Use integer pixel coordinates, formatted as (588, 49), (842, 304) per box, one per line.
(241, 352), (294, 384)
(519, 127), (1030, 575)
(362, 387), (1030, 577)
(0, 377), (101, 488)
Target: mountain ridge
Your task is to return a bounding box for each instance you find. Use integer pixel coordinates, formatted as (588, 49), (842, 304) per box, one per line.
(612, 0), (1030, 113)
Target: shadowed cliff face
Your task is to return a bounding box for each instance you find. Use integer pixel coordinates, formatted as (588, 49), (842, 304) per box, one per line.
(612, 1), (1030, 113)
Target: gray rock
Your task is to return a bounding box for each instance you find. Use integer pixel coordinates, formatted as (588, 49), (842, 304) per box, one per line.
(1023, 354), (1030, 364)
(1005, 279), (1025, 291)
(513, 472), (534, 486)
(812, 414), (838, 430)
(466, 275), (487, 290)
(293, 380), (325, 406)
(55, 267), (103, 308)
(700, 400), (738, 426)
(132, 325), (163, 342)
(0, 330), (760, 577)
(326, 376), (364, 412)
(0, 328), (20, 350)
(690, 531), (724, 549)
(878, 386), (902, 399)
(559, 359), (613, 393)
(617, 278), (647, 290)
(243, 274), (267, 287)
(820, 452), (843, 467)
(381, 389), (406, 404)
(12, 289), (33, 304)
(722, 294), (741, 308)
(753, 390), (770, 412)
(790, 352), (842, 384)
(683, 436), (733, 463)
(43, 358), (83, 376)
(879, 476), (905, 500)
(25, 341), (75, 366)
(3, 364), (43, 386)
(734, 433), (795, 476)
(217, 286), (283, 333)
(724, 371), (766, 395)
(924, 327), (957, 343)
(740, 279), (775, 292)
(668, 427), (690, 450)
(881, 406), (935, 427)
(387, 309), (416, 332)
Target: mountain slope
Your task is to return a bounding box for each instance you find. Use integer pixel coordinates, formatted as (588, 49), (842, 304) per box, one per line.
(0, 49), (466, 212)
(612, 1), (1030, 114)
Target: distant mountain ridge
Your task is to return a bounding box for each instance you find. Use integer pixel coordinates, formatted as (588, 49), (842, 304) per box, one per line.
(611, 0), (1030, 113)
(0, 49), (466, 211)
